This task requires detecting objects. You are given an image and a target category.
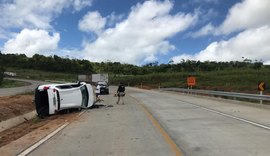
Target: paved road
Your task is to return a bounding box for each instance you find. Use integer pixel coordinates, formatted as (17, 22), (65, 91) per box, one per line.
(28, 87), (270, 156)
(29, 86), (182, 156)
(0, 78), (47, 96)
(129, 88), (270, 156)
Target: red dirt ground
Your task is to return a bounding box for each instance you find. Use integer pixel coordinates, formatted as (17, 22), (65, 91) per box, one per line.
(0, 95), (34, 122)
(0, 95), (80, 148)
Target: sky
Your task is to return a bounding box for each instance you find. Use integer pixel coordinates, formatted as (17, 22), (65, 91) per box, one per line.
(0, 0), (270, 65)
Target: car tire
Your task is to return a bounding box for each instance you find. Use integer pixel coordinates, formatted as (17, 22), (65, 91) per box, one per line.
(35, 88), (49, 118)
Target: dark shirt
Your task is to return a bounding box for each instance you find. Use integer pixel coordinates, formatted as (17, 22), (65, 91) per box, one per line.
(117, 85), (125, 92)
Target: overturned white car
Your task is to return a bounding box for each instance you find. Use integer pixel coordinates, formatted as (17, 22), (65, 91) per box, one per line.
(35, 82), (94, 117)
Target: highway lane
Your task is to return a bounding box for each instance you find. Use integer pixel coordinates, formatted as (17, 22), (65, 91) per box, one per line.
(27, 87), (270, 156)
(129, 88), (270, 156)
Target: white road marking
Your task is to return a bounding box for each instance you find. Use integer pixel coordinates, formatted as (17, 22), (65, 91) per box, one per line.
(178, 99), (270, 130)
(18, 122), (69, 156)
(18, 110), (86, 156)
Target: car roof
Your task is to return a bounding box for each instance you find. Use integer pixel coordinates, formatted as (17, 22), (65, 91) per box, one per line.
(38, 82), (86, 90)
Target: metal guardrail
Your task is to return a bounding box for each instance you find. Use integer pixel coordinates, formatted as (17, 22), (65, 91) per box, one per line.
(162, 88), (270, 101)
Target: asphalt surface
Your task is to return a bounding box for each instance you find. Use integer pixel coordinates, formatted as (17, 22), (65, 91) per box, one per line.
(27, 87), (270, 156)
(129, 88), (270, 156)
(0, 78), (47, 96)
(29, 86), (180, 156)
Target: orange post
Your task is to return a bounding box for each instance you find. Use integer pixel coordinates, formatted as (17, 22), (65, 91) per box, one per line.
(187, 76), (196, 87)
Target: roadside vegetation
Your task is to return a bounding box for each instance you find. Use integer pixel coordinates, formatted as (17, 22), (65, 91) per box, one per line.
(1, 53), (269, 94)
(110, 68), (270, 94)
(0, 67), (4, 85)
(0, 79), (30, 88)
(6, 68), (77, 82)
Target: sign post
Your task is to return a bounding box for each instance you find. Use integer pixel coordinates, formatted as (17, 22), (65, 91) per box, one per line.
(258, 81), (265, 104)
(187, 76), (196, 91)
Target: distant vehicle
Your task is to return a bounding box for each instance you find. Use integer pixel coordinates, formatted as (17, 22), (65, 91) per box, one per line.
(92, 74), (108, 83)
(78, 74), (92, 83)
(77, 74), (109, 84)
(97, 81), (109, 94)
(4, 72), (16, 77)
(35, 82), (94, 118)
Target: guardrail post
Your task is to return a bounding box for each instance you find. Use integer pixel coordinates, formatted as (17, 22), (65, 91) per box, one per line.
(260, 91), (263, 104)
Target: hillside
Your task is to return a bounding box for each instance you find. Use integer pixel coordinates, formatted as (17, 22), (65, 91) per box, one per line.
(110, 68), (270, 95)
(1, 53), (269, 95)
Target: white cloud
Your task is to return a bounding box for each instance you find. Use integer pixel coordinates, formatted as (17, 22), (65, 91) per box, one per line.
(78, 11), (106, 34)
(0, 29), (8, 39)
(82, 0), (197, 64)
(191, 23), (215, 38)
(178, 0), (270, 64)
(218, 0), (270, 34)
(3, 29), (60, 57)
(0, 0), (92, 30)
(193, 0), (270, 37)
(201, 8), (218, 23)
(193, 0), (219, 4)
(264, 61), (270, 65)
(172, 26), (270, 64)
(72, 0), (92, 11)
(106, 12), (125, 27)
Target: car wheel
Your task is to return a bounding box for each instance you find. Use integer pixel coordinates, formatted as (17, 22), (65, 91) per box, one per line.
(35, 88), (49, 118)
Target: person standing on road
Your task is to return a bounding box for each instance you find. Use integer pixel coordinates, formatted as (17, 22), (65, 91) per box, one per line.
(116, 82), (125, 105)
(95, 83), (101, 103)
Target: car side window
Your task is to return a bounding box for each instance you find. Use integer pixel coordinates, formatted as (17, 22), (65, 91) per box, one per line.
(56, 85), (72, 89)
(80, 86), (89, 107)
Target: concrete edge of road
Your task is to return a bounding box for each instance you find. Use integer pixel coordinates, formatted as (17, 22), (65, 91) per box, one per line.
(0, 111), (37, 133)
(17, 110), (86, 156)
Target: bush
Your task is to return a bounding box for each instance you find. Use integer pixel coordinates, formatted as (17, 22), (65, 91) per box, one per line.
(0, 67), (5, 85)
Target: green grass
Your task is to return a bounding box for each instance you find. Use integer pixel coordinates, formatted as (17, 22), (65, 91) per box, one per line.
(0, 79), (30, 88)
(6, 68), (77, 82)
(110, 68), (270, 94)
(3, 67), (270, 95)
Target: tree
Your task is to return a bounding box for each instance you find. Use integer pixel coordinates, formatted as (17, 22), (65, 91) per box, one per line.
(253, 62), (263, 69)
(0, 67), (5, 85)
